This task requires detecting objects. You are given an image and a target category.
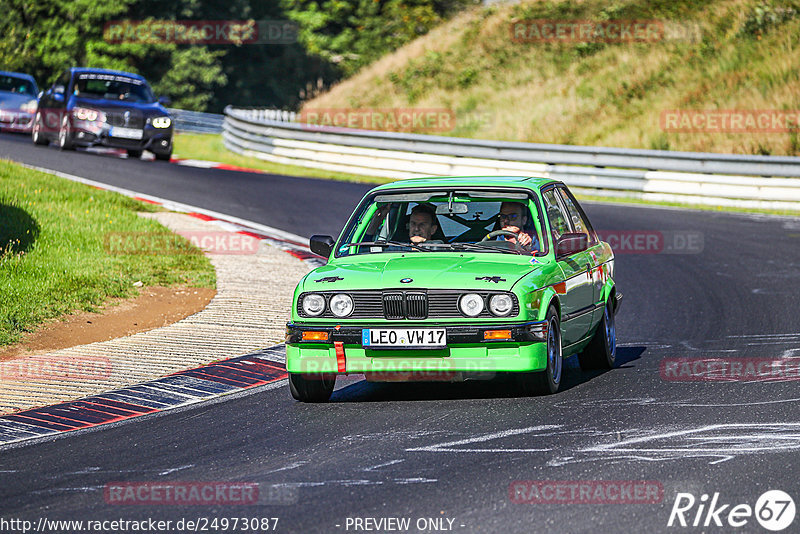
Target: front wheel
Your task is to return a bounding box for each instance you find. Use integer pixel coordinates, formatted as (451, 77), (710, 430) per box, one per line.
(57, 116), (74, 150)
(578, 299), (616, 370)
(154, 150), (172, 161)
(127, 149), (143, 159)
(289, 373), (335, 402)
(517, 306), (562, 395)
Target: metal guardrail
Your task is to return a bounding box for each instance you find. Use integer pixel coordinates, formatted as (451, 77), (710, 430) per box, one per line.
(222, 106), (800, 210)
(168, 108), (224, 134)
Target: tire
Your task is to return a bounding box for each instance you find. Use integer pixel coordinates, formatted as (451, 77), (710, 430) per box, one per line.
(57, 115), (74, 150)
(578, 298), (616, 370)
(289, 373), (335, 402)
(127, 149), (143, 159)
(517, 306), (562, 395)
(154, 150), (172, 161)
(32, 113), (48, 145)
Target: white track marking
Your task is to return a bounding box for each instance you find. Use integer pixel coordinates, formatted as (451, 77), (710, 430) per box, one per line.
(406, 425), (561, 453)
(363, 459), (405, 471)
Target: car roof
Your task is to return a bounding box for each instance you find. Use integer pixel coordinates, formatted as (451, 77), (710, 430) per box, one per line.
(69, 68), (146, 82)
(0, 71), (37, 85)
(370, 176), (558, 193)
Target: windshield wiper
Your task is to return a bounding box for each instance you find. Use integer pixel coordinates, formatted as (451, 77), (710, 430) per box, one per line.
(446, 242), (521, 254)
(341, 240), (431, 252)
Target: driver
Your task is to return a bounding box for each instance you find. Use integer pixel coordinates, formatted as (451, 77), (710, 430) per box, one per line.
(495, 201), (537, 252)
(408, 204), (439, 244)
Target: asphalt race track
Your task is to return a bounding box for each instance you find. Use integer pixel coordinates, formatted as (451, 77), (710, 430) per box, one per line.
(2, 133), (800, 533)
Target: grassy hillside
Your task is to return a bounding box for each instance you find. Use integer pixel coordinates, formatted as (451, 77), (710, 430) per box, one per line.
(302, 0), (800, 155)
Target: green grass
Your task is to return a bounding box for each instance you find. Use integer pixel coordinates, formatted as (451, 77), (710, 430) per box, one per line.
(0, 160), (215, 347)
(173, 133), (391, 184)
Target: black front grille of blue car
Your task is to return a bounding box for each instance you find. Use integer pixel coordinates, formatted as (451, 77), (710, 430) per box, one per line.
(298, 290), (518, 319)
(101, 109), (144, 128)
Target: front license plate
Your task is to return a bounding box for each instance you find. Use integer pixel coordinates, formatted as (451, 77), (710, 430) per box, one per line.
(362, 328), (446, 349)
(110, 127), (143, 139)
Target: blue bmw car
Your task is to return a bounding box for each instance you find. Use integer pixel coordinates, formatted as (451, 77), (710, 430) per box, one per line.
(32, 68), (173, 160)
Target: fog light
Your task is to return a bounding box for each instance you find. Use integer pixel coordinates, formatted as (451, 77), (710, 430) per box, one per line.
(484, 330), (512, 340)
(302, 331), (330, 341)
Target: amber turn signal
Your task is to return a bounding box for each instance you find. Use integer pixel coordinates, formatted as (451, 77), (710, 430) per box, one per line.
(484, 329), (512, 340)
(302, 331), (330, 341)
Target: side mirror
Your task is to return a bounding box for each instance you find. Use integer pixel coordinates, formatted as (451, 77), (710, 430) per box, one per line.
(309, 235), (335, 258)
(556, 233), (588, 257)
(158, 96), (172, 106)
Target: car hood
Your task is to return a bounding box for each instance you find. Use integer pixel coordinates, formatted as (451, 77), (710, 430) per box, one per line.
(72, 97), (166, 114)
(0, 92), (35, 110)
(303, 254), (540, 292)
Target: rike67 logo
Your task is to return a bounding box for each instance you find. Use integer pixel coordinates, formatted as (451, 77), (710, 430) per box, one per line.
(668, 490), (796, 531)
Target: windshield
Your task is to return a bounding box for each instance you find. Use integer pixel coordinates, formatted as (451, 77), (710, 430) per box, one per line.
(0, 75), (36, 96)
(73, 73), (155, 103)
(336, 190), (545, 257)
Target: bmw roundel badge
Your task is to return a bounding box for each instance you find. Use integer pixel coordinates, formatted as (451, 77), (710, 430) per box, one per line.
(400, 278), (413, 283)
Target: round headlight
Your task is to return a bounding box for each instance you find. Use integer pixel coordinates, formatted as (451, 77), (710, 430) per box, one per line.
(301, 294), (325, 316)
(489, 294), (514, 316)
(459, 293), (484, 317)
(329, 293), (354, 317)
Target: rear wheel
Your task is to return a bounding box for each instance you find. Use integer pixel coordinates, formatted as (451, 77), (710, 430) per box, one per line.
(32, 112), (48, 145)
(517, 306), (562, 395)
(289, 373), (335, 402)
(154, 150), (172, 161)
(578, 299), (616, 370)
(127, 149), (143, 159)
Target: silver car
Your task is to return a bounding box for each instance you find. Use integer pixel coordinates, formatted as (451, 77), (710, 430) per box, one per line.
(0, 71), (39, 134)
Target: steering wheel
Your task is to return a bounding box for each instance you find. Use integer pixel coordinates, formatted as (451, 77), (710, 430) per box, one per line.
(480, 229), (519, 242)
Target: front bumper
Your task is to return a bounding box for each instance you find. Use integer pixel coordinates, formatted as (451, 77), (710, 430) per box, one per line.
(0, 110), (33, 133)
(286, 321), (549, 375)
(71, 122), (173, 153)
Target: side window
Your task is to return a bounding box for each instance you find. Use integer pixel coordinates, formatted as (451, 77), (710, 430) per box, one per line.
(53, 71), (70, 94)
(541, 189), (570, 244)
(556, 187), (593, 240)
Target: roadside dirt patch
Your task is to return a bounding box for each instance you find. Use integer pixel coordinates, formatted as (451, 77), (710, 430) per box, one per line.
(0, 286), (215, 361)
